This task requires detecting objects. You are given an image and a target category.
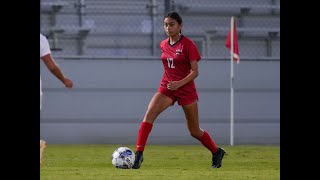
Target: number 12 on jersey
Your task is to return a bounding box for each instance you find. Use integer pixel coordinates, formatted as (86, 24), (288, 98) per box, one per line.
(167, 58), (175, 68)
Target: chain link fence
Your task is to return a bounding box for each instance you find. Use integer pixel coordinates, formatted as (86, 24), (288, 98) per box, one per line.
(40, 0), (280, 58)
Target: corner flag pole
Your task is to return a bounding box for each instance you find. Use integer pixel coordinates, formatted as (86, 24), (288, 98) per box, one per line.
(226, 16), (239, 146)
(230, 16), (235, 146)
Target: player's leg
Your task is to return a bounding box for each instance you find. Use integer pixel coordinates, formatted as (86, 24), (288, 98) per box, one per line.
(182, 100), (225, 168)
(40, 87), (47, 166)
(40, 140), (47, 166)
(133, 92), (173, 169)
(181, 100), (203, 138)
(143, 92), (174, 124)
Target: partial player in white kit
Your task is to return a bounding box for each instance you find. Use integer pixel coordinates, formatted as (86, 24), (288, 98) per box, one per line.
(40, 33), (73, 166)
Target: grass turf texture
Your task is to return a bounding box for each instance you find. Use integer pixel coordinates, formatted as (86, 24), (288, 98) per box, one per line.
(40, 144), (279, 180)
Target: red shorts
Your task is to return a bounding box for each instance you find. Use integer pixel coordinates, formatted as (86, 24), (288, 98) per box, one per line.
(157, 84), (198, 106)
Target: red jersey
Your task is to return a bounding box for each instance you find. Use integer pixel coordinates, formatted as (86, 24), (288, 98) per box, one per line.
(159, 35), (201, 90)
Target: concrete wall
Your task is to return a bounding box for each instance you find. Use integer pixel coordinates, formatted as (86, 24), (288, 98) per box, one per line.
(40, 58), (279, 145)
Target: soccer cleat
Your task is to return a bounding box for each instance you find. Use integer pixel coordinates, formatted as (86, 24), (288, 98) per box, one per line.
(211, 147), (226, 168)
(132, 151), (144, 169)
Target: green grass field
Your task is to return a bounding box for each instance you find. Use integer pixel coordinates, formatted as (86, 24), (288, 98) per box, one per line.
(40, 144), (279, 180)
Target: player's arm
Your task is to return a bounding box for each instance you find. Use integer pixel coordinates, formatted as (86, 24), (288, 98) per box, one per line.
(167, 60), (198, 90)
(41, 53), (73, 88)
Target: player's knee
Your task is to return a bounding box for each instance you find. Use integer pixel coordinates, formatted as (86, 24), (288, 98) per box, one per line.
(144, 111), (159, 123)
(145, 108), (161, 118)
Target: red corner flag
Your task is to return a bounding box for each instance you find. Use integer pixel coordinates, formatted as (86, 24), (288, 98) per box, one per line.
(226, 17), (240, 63)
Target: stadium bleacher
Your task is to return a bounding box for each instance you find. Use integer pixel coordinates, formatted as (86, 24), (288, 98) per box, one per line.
(40, 0), (279, 57)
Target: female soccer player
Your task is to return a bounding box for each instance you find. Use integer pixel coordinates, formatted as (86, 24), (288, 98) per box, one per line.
(40, 33), (73, 165)
(132, 11), (225, 169)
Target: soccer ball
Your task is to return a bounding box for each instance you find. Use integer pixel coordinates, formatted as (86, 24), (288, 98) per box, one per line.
(111, 147), (135, 169)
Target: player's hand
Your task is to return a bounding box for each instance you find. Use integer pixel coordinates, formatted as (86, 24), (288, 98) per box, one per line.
(63, 78), (73, 89)
(167, 81), (181, 90)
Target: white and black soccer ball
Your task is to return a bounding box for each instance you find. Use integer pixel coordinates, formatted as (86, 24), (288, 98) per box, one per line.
(111, 147), (135, 169)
